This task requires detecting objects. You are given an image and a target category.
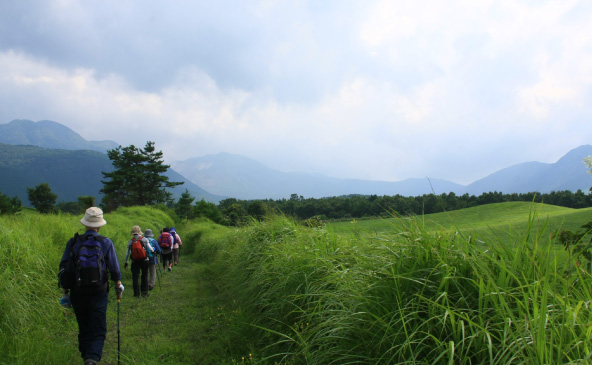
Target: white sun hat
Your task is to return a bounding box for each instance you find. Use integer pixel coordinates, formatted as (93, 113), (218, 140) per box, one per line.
(80, 207), (107, 228)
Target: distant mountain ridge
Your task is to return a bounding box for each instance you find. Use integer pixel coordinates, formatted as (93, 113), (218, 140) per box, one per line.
(464, 145), (592, 195)
(0, 119), (120, 153)
(171, 153), (465, 199)
(173, 146), (592, 200)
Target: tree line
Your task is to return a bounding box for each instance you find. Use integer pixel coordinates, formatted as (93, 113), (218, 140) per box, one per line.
(201, 189), (591, 225)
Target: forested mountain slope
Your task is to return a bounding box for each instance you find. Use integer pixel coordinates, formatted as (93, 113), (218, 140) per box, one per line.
(0, 143), (223, 205)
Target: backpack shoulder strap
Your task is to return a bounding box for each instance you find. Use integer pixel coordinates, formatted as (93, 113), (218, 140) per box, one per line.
(69, 232), (81, 256)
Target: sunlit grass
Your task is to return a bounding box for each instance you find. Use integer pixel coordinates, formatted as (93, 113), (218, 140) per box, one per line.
(330, 202), (592, 239)
(0, 207), (177, 363)
(3, 202), (592, 363)
(215, 206), (592, 363)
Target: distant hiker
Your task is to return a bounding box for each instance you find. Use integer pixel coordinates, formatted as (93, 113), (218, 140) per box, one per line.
(124, 225), (154, 297)
(144, 228), (161, 290)
(58, 207), (124, 365)
(158, 227), (175, 272)
(170, 227), (183, 265)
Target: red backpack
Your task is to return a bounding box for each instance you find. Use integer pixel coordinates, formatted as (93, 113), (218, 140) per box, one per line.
(130, 236), (147, 261)
(159, 232), (173, 251)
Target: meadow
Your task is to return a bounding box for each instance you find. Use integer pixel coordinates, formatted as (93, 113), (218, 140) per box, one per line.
(330, 201), (592, 237)
(1, 201), (592, 363)
(216, 201), (592, 363)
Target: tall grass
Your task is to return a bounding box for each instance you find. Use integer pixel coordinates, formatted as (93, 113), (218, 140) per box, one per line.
(217, 211), (592, 363)
(0, 207), (175, 364)
(3, 203), (592, 363)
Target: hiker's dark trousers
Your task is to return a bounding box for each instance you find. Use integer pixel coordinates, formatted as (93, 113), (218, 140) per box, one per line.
(70, 290), (108, 362)
(161, 251), (174, 269)
(131, 260), (149, 296)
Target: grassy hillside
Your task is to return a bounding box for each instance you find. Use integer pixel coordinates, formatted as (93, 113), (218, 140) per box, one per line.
(330, 201), (592, 239)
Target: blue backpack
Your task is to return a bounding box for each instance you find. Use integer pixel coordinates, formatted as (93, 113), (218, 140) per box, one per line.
(59, 233), (108, 294)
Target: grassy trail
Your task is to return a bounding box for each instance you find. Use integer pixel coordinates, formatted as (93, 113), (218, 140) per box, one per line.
(97, 251), (230, 364)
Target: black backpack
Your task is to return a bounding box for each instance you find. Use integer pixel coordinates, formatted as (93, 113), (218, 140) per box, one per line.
(59, 233), (109, 294)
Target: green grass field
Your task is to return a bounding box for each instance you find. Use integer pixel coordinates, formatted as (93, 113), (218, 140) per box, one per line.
(2, 202), (592, 363)
(330, 201), (592, 240)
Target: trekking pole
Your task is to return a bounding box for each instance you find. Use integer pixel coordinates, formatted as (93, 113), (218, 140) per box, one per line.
(156, 263), (162, 291)
(117, 298), (121, 365)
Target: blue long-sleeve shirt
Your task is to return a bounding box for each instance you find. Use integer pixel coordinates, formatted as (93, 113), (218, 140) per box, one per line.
(60, 229), (122, 283)
(147, 237), (161, 264)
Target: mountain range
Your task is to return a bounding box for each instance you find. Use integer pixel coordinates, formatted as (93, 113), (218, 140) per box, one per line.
(171, 146), (592, 199)
(1, 119), (591, 204)
(171, 153), (466, 200)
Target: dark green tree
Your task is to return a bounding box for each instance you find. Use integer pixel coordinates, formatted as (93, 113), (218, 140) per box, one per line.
(247, 201), (267, 221)
(57, 201), (81, 214)
(27, 182), (57, 213)
(176, 189), (195, 219)
(0, 192), (22, 215)
(100, 141), (183, 210)
(223, 203), (246, 226)
(193, 199), (223, 224)
(78, 196), (96, 211)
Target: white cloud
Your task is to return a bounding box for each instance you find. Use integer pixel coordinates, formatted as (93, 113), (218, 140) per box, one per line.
(1, 1), (592, 185)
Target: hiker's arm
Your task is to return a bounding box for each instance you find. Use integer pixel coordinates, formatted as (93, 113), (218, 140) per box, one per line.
(124, 241), (132, 264)
(176, 234), (182, 246)
(59, 238), (74, 294)
(58, 239), (73, 270)
(105, 240), (122, 282)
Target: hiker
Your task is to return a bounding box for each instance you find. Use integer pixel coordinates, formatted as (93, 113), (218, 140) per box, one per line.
(144, 228), (161, 290)
(124, 225), (154, 297)
(58, 207), (124, 365)
(170, 227), (183, 265)
(158, 227), (175, 272)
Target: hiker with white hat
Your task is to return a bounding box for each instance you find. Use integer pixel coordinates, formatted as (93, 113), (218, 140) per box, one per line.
(58, 207), (124, 365)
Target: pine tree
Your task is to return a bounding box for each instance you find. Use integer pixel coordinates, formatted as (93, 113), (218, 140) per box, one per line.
(101, 141), (183, 210)
(176, 189), (195, 219)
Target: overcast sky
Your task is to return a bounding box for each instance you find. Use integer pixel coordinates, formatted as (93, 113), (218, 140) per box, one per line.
(1, 1), (591, 185)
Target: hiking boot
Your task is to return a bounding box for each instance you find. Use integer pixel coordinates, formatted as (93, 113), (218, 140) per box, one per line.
(168, 266), (172, 272)
(84, 359), (98, 365)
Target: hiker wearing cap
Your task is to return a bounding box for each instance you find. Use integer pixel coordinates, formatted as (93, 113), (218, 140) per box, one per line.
(124, 225), (154, 298)
(58, 207), (124, 365)
(144, 228), (161, 291)
(170, 227), (183, 265)
(158, 227), (175, 272)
